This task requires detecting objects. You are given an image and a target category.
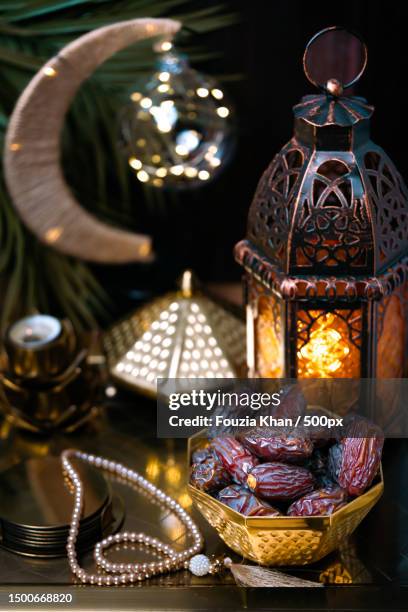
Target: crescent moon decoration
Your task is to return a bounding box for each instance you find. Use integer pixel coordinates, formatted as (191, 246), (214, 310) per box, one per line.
(4, 18), (181, 264)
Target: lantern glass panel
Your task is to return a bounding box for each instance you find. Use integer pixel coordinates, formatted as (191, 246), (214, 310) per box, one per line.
(377, 286), (408, 378)
(296, 309), (362, 378)
(255, 292), (284, 378)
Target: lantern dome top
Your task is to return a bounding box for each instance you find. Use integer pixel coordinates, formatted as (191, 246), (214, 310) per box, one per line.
(235, 27), (408, 280)
(293, 94), (373, 127)
(240, 126), (408, 278)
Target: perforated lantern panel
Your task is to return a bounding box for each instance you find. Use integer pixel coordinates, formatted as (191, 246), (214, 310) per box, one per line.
(104, 277), (246, 397)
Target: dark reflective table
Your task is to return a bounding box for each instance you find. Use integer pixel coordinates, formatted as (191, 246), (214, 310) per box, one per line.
(1, 390), (408, 610)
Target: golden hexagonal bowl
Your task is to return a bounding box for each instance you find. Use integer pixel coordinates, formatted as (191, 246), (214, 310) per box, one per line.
(187, 433), (383, 566)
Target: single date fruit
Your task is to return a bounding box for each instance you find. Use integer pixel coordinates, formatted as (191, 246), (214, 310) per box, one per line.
(212, 436), (258, 485)
(337, 417), (383, 496)
(217, 484), (281, 517)
(273, 385), (306, 420)
(239, 430), (313, 463)
(190, 458), (231, 493)
(328, 443), (343, 484)
(191, 446), (214, 465)
(247, 462), (315, 501)
(287, 486), (348, 516)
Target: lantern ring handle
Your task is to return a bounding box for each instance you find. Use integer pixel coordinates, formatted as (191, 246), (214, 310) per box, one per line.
(303, 25), (368, 91)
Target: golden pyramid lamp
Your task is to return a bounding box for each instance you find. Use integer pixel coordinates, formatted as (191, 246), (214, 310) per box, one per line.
(104, 270), (246, 396)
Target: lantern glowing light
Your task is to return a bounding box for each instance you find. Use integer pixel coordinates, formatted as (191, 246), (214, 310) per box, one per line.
(297, 313), (350, 378)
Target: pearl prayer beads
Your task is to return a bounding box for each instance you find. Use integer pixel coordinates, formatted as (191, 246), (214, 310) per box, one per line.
(62, 449), (205, 585)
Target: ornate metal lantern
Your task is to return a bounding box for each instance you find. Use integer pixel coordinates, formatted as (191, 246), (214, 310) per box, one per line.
(235, 27), (408, 380)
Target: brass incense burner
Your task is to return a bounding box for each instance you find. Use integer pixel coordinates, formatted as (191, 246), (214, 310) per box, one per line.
(0, 314), (99, 433)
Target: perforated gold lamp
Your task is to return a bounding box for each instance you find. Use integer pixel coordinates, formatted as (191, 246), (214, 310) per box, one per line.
(104, 270), (246, 397)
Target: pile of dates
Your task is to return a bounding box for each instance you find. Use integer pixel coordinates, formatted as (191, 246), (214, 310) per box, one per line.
(189, 413), (383, 517)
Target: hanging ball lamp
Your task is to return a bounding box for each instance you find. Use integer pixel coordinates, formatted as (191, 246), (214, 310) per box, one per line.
(118, 45), (234, 189)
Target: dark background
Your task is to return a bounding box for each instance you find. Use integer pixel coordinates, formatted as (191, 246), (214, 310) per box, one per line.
(95, 0), (408, 317)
